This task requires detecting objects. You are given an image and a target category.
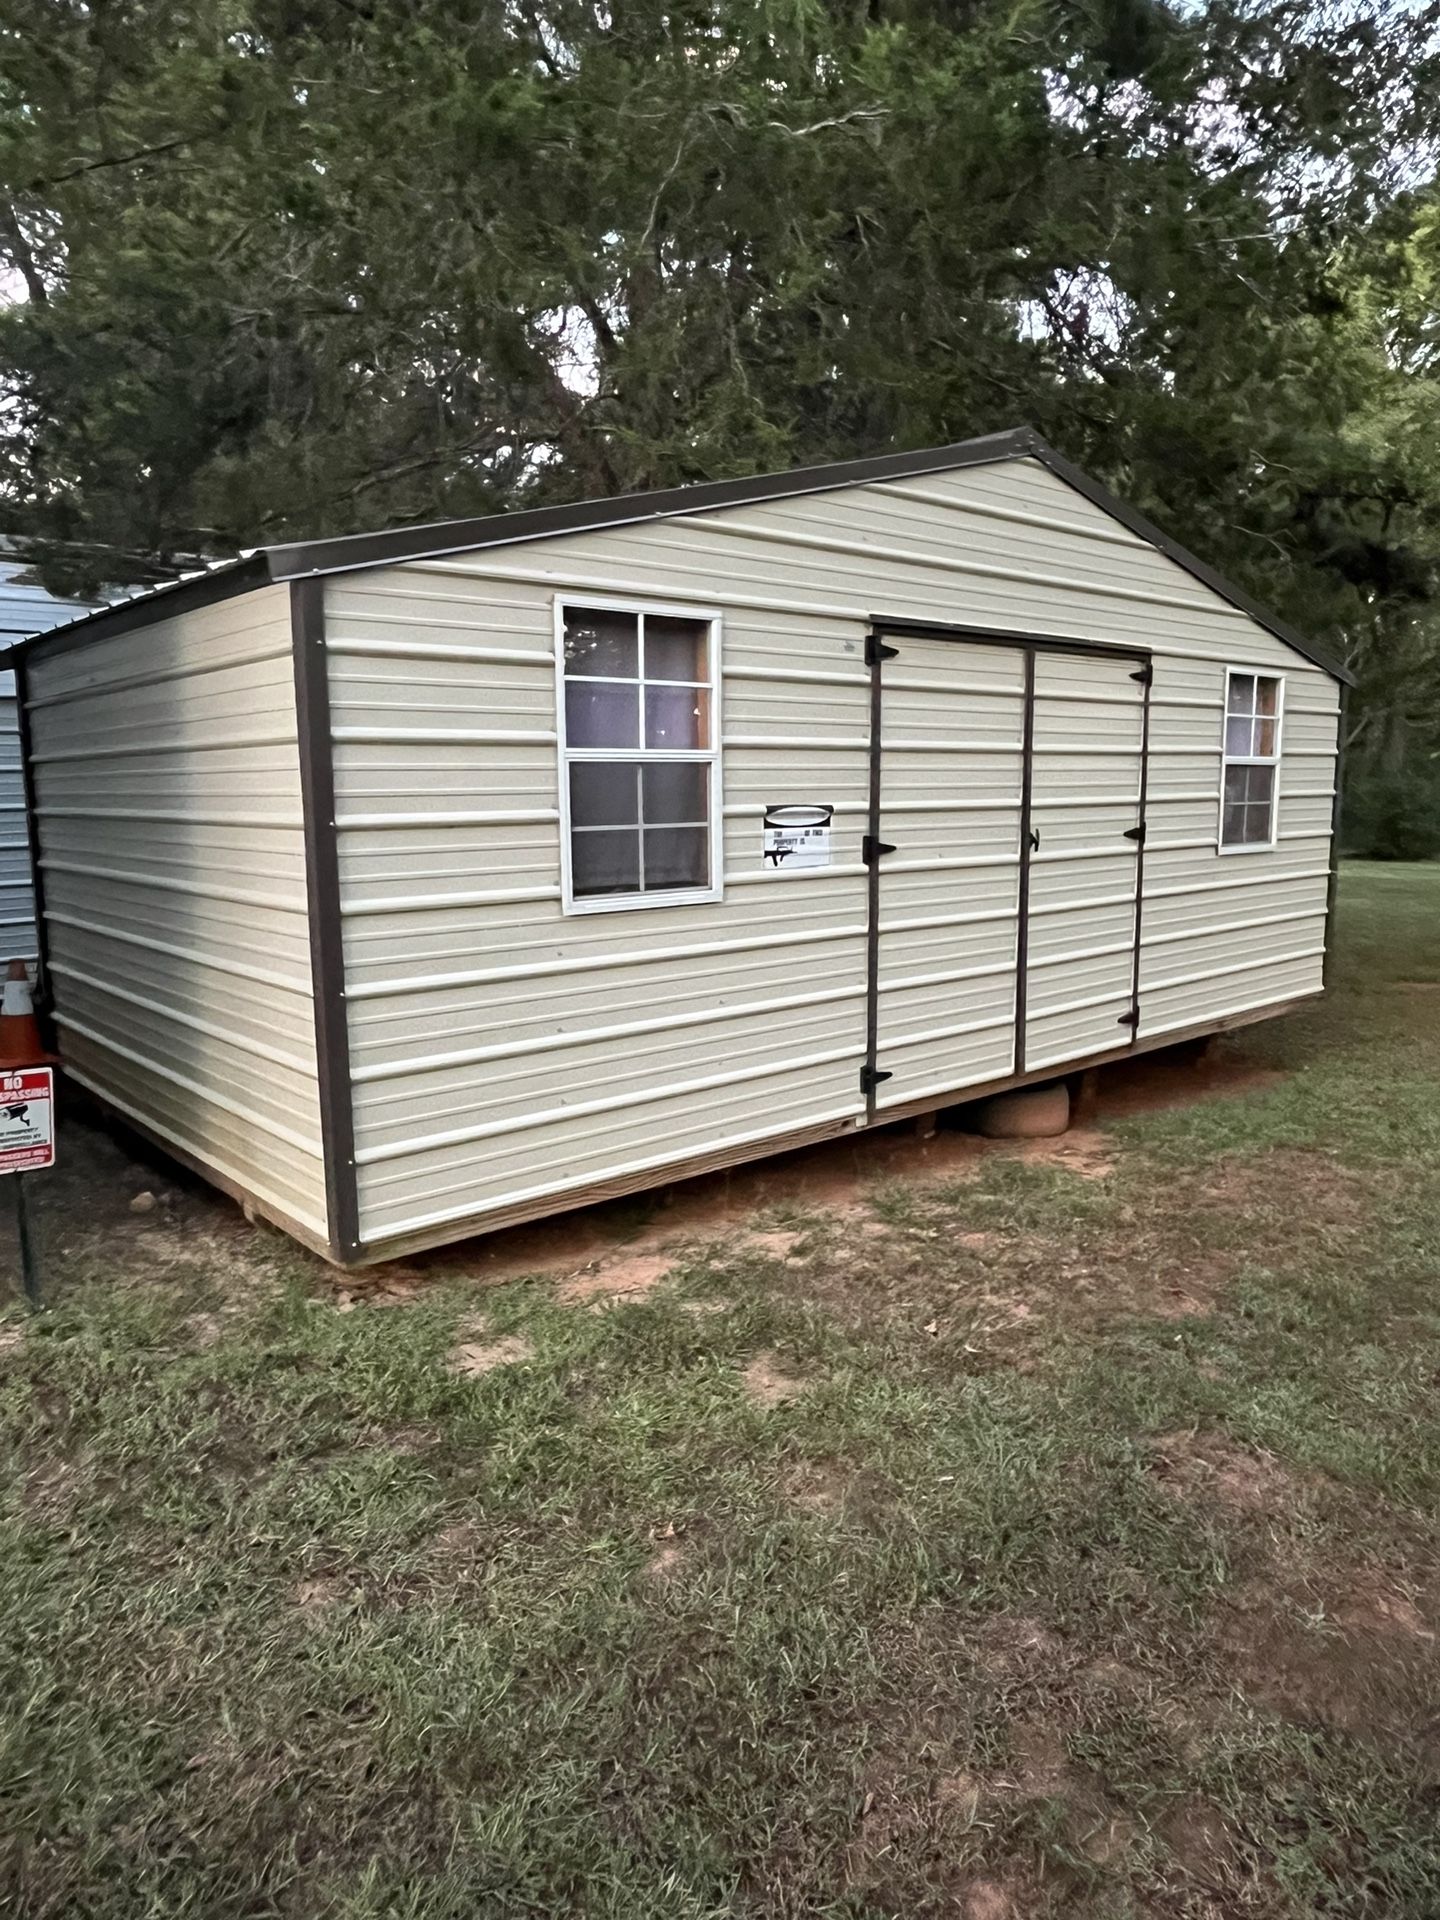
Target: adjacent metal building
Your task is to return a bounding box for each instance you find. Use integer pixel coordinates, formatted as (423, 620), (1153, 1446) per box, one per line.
(0, 553), (94, 969)
(4, 430), (1349, 1264)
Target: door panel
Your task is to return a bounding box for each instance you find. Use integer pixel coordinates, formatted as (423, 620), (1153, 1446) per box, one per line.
(1022, 653), (1146, 1071)
(871, 638), (1025, 1110)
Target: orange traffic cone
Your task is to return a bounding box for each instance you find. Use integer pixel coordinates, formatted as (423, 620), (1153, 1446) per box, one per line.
(0, 959), (52, 1069)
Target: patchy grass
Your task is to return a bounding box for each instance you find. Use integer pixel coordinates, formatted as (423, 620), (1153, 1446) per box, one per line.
(2, 862), (1440, 1916)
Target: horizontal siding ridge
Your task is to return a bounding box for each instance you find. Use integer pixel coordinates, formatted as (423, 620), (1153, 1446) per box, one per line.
(45, 909), (311, 995)
(42, 858), (308, 915)
(354, 979), (867, 1081)
(357, 1102), (863, 1245)
(880, 958), (1015, 992)
(335, 807), (560, 830)
(1030, 888), (1135, 918)
(1145, 947), (1325, 995)
(346, 917), (867, 1000)
(43, 805), (305, 829)
(874, 479), (1142, 547)
(728, 664), (868, 689)
(49, 961), (315, 1074)
(882, 1009), (1015, 1051)
(1141, 906), (1324, 949)
(1141, 989), (1318, 1045)
(1148, 866), (1330, 903)
(32, 730), (298, 764)
(341, 881), (562, 916)
(878, 905), (1017, 935)
(56, 1015), (325, 1158)
(728, 862), (867, 885)
(355, 1041), (866, 1167)
(24, 642), (293, 711)
(325, 632), (551, 665)
(331, 725), (557, 746)
(670, 510), (1243, 619)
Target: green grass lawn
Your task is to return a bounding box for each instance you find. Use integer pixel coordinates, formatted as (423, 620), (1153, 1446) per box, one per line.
(3, 862), (1440, 1918)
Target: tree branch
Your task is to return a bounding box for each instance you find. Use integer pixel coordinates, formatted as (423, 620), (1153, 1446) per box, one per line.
(28, 137), (193, 192)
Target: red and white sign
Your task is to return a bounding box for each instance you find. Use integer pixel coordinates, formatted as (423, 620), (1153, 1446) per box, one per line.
(0, 1067), (54, 1174)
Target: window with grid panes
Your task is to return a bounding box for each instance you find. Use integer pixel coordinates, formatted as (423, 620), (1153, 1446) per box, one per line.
(1220, 671), (1283, 849)
(559, 604), (719, 907)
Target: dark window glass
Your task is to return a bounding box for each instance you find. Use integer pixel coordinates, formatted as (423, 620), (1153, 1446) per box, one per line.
(566, 682), (638, 749)
(571, 828), (642, 895)
(644, 685), (707, 749)
(645, 615), (709, 683)
(642, 762), (707, 825)
(643, 826), (709, 890)
(1227, 673), (1256, 717)
(1222, 763), (1275, 845)
(564, 608), (638, 678)
(570, 762), (640, 828)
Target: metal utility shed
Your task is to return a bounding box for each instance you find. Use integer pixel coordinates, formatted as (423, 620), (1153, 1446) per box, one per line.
(0, 552), (95, 969)
(5, 428), (1349, 1265)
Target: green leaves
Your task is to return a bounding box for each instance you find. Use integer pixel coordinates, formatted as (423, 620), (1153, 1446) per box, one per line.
(0, 0), (1436, 782)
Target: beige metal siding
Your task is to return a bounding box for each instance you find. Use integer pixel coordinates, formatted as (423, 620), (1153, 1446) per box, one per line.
(872, 636), (1023, 1109)
(328, 584), (871, 1246)
(25, 587), (328, 1242)
(329, 454), (1336, 1252)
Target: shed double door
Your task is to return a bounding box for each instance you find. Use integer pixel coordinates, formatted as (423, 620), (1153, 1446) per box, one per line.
(865, 630), (1149, 1113)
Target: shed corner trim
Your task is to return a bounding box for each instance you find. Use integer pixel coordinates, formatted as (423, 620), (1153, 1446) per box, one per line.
(289, 576), (362, 1265)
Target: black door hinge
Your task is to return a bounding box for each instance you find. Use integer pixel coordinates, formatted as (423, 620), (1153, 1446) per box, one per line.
(864, 635), (900, 667)
(862, 835), (897, 863)
(860, 1063), (894, 1095)
(1116, 1007), (1140, 1029)
(1124, 822), (1146, 844)
(1129, 662), (1153, 685)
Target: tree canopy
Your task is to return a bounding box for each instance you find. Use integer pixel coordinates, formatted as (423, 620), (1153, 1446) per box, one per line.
(1, 0), (1438, 839)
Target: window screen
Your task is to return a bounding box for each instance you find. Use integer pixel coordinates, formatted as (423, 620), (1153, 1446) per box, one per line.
(1220, 671), (1282, 849)
(560, 605), (718, 906)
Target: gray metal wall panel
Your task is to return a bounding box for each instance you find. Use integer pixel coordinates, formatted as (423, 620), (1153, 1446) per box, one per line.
(0, 558), (96, 963)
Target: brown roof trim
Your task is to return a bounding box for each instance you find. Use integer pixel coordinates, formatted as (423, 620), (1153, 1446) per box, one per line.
(1, 428), (1351, 684)
(5, 553), (269, 665)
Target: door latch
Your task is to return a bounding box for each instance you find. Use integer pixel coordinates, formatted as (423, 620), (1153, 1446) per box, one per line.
(1027, 827), (1041, 853)
(1123, 822), (1146, 844)
(860, 1064), (894, 1096)
(862, 835), (897, 863)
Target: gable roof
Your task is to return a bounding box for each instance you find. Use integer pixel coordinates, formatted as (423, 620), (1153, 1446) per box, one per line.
(3, 427), (1352, 682)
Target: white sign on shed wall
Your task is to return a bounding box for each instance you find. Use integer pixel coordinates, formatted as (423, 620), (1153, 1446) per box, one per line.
(762, 803), (834, 871)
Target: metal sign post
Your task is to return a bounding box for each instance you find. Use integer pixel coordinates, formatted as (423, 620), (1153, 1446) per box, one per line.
(0, 1067), (55, 1307)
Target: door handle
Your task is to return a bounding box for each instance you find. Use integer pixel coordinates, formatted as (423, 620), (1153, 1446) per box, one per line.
(1027, 827), (1040, 853)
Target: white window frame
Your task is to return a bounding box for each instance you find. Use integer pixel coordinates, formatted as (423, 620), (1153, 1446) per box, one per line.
(1217, 666), (1285, 855)
(554, 593), (724, 915)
